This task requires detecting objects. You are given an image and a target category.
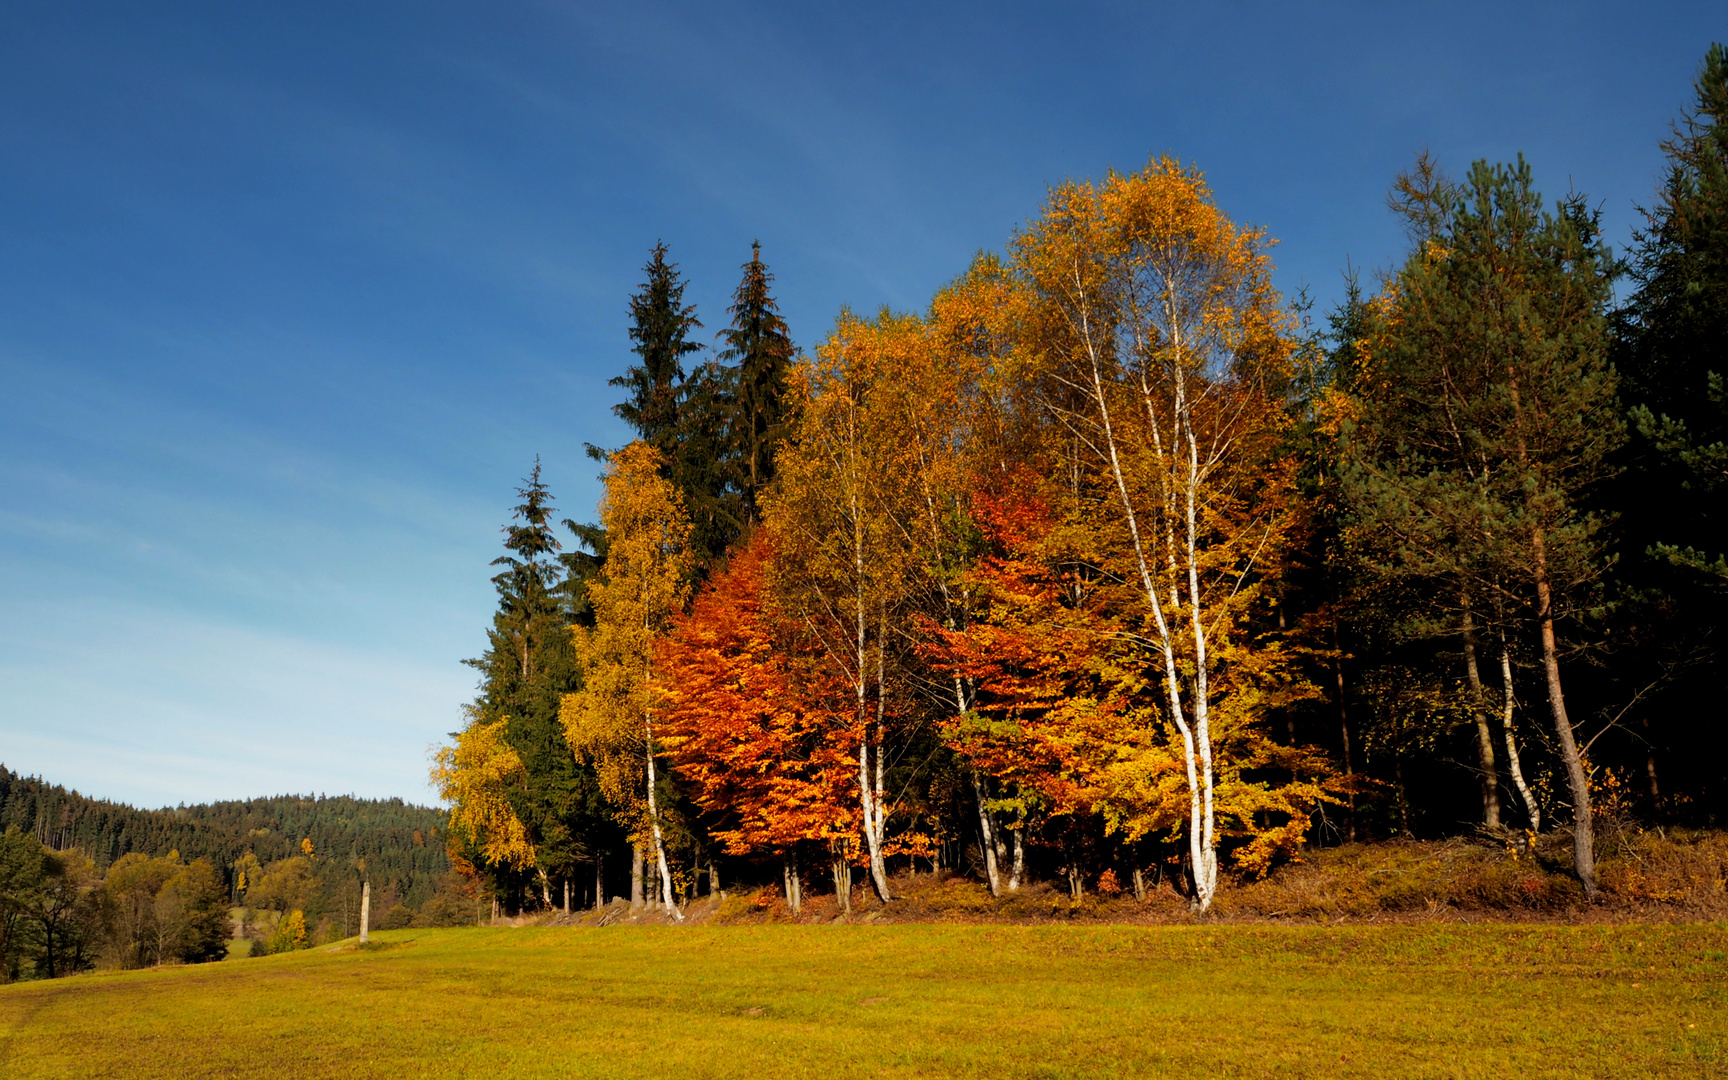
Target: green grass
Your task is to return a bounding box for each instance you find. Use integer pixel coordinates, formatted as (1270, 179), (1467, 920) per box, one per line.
(1, 924), (1722, 1078)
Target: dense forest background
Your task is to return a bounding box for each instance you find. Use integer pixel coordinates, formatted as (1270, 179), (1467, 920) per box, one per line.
(0, 765), (469, 981)
(0, 766), (450, 891)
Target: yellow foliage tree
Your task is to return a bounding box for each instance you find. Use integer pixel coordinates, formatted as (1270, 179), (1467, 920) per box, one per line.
(431, 710), (536, 875)
(1011, 156), (1326, 909)
(561, 441), (693, 918)
(764, 311), (941, 902)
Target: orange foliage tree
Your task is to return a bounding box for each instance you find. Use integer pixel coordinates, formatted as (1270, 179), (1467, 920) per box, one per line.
(654, 531), (857, 913)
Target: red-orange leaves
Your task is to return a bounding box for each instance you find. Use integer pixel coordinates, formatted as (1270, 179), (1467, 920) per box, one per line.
(920, 476), (1133, 825)
(655, 532), (855, 857)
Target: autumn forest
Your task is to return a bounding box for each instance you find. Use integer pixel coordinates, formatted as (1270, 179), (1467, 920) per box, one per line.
(433, 48), (1728, 921)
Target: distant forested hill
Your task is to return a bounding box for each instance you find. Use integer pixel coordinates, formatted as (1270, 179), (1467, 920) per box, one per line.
(0, 764), (449, 899)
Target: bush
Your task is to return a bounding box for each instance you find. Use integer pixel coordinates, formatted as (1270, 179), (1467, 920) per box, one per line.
(264, 910), (308, 954)
(412, 892), (478, 928)
(379, 904), (416, 931)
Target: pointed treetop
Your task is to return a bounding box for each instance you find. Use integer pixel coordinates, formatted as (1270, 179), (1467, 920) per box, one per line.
(613, 242), (704, 452)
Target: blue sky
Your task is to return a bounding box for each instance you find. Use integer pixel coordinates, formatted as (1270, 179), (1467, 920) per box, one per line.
(1, 1), (1721, 809)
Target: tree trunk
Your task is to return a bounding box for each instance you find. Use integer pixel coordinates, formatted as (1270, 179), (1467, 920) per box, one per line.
(1642, 716), (1660, 807)
(831, 839), (852, 914)
(595, 853), (606, 911)
(783, 852), (802, 916)
(1499, 643), (1541, 832)
(1007, 815), (1024, 891)
(1334, 622), (1357, 843)
(1531, 526), (1596, 896)
(1461, 600), (1502, 828)
(1395, 753), (1410, 837)
(973, 775), (1002, 896)
(360, 881), (370, 944)
(850, 540), (893, 904)
(870, 602), (893, 900)
(1179, 385), (1218, 912)
(644, 739), (682, 920)
(630, 846), (644, 910)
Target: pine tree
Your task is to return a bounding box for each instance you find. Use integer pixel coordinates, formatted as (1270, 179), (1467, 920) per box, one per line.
(1345, 154), (1620, 893)
(717, 241), (796, 523)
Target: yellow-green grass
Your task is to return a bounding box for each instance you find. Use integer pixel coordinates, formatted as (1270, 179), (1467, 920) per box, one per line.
(1, 925), (1722, 1078)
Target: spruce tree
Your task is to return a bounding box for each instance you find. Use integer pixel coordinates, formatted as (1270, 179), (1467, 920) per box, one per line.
(1609, 41), (1728, 816)
(612, 242), (705, 457)
(465, 461), (605, 904)
(716, 241), (795, 523)
(606, 242), (739, 573)
(1618, 42), (1728, 582)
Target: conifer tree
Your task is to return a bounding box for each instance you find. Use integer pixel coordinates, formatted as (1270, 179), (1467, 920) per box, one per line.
(461, 461), (604, 906)
(717, 241), (796, 523)
(613, 243), (704, 454)
(607, 241), (740, 573)
(1345, 155), (1620, 893)
(1610, 41), (1728, 813)
(1618, 43), (1728, 581)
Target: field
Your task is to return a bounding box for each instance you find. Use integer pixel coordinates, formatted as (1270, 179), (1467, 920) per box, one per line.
(0, 924), (1722, 1079)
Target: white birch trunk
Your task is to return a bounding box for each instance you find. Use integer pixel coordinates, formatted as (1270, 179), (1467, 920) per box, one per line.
(973, 775), (1002, 896)
(359, 881), (370, 944)
(1071, 266), (1217, 911)
(1461, 602), (1503, 828)
(643, 732), (682, 921)
(783, 853), (802, 915)
(630, 846), (644, 910)
(1500, 644), (1541, 832)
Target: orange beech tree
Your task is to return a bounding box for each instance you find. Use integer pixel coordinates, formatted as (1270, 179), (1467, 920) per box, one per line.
(561, 442), (693, 918)
(654, 532), (857, 913)
(917, 476), (1125, 897)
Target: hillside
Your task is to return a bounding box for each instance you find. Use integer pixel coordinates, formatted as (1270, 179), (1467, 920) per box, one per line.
(0, 765), (449, 901)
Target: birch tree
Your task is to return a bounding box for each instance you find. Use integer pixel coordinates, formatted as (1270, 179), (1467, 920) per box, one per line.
(432, 710), (538, 879)
(1011, 157), (1303, 911)
(562, 442), (694, 918)
(763, 318), (921, 902)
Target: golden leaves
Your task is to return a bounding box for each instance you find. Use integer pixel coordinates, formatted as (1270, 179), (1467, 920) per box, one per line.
(431, 714), (535, 872)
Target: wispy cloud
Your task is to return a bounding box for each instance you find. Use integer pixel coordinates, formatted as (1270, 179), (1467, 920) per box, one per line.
(0, 597), (471, 808)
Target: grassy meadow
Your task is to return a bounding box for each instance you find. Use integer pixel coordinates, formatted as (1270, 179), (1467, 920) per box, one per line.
(0, 924), (1722, 1079)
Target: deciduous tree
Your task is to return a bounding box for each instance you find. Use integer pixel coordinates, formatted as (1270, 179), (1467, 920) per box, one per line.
(1010, 157), (1311, 910)
(562, 442), (694, 918)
